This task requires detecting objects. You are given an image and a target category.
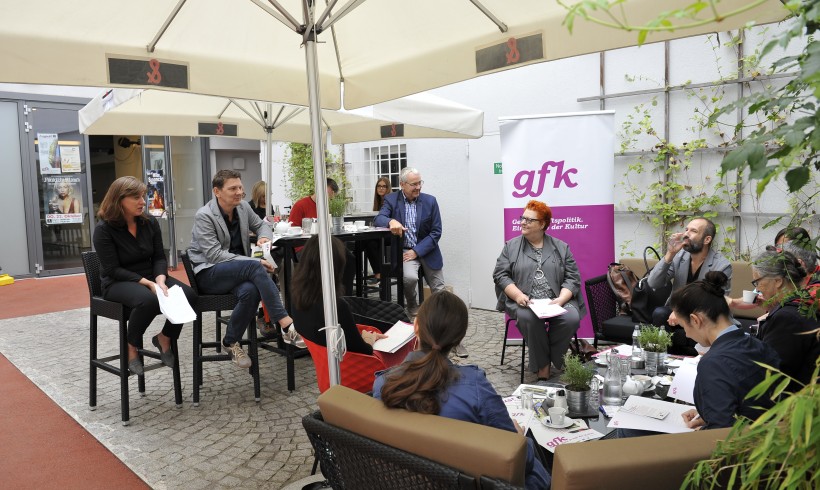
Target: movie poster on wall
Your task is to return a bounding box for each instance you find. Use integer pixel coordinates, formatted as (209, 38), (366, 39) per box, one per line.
(44, 175), (84, 224)
(498, 111), (615, 338)
(38, 133), (61, 175)
(146, 168), (166, 217)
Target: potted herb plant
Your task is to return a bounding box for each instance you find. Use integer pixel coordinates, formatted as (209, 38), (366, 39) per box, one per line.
(636, 324), (672, 376)
(560, 352), (596, 413)
(328, 193), (346, 233)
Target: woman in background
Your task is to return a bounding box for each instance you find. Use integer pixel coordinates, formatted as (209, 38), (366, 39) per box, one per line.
(365, 177), (392, 285)
(93, 176), (196, 375)
(249, 180), (268, 221)
(374, 291), (550, 489)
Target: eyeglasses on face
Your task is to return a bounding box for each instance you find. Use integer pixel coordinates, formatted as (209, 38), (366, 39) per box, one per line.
(405, 180), (423, 188)
(376, 184), (389, 189)
(519, 216), (542, 225)
(751, 276), (770, 288)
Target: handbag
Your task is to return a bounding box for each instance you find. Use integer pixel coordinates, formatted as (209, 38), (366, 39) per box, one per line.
(606, 262), (638, 315)
(630, 246), (673, 323)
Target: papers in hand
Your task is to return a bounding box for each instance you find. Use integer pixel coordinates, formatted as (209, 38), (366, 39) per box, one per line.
(608, 396), (694, 433)
(155, 285), (196, 324)
(668, 362), (698, 404)
(371, 321), (415, 353)
(528, 299), (567, 319)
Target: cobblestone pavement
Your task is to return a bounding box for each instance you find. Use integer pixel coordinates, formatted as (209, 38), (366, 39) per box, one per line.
(0, 307), (552, 489)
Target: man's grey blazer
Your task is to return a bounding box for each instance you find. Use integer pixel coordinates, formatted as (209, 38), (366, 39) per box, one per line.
(647, 247), (733, 303)
(187, 198), (272, 274)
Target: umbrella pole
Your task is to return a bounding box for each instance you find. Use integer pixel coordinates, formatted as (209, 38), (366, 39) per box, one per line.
(305, 31), (342, 387)
(265, 103), (274, 217)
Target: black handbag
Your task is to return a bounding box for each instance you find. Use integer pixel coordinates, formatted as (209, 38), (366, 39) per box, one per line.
(630, 246), (673, 324)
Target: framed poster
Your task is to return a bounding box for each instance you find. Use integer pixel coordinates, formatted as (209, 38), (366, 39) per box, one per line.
(44, 175), (83, 224)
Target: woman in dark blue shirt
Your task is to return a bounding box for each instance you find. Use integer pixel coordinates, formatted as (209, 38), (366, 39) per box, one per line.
(373, 290), (550, 489)
(92, 176), (196, 375)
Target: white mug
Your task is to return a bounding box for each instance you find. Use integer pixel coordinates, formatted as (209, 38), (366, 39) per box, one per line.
(742, 289), (757, 304)
(354, 220), (366, 230)
(286, 226), (302, 236)
(548, 407), (567, 425)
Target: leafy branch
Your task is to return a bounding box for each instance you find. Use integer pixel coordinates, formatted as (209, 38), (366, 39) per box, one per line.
(559, 0), (775, 45)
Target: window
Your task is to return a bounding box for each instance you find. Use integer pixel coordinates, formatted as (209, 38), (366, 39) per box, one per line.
(346, 143), (406, 213)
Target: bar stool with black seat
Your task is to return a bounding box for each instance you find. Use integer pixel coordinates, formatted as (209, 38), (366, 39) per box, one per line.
(180, 252), (261, 406)
(82, 251), (183, 426)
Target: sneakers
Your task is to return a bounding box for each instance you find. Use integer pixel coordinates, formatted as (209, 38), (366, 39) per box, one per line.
(281, 324), (306, 349)
(454, 343), (469, 358)
(226, 342), (252, 369)
(257, 317), (277, 339)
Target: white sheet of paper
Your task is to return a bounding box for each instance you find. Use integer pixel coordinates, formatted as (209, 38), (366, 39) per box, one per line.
(529, 417), (603, 453)
(607, 396), (694, 434)
(528, 299), (567, 319)
(371, 321), (415, 353)
(668, 362), (698, 404)
(155, 285), (196, 324)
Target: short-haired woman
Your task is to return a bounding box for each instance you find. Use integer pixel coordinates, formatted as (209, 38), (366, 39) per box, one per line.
(93, 176), (197, 375)
(493, 200), (585, 381)
(752, 249), (820, 387)
(374, 291), (550, 489)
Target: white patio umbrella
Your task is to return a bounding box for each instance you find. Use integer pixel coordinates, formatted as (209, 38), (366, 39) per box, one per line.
(0, 0), (789, 386)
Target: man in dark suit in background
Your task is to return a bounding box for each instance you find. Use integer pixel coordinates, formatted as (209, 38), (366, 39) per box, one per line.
(374, 167), (466, 357)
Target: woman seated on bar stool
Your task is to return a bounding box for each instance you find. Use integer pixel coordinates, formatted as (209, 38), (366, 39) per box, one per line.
(291, 235), (388, 355)
(93, 176), (197, 375)
(373, 291), (550, 489)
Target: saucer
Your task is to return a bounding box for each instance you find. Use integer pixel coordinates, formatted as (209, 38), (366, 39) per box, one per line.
(594, 358), (608, 366)
(542, 417), (574, 429)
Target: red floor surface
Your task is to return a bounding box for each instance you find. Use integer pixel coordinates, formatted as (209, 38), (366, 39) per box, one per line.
(0, 269), (189, 489)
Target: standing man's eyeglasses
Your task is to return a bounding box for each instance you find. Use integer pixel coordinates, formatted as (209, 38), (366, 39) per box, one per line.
(406, 180), (423, 188)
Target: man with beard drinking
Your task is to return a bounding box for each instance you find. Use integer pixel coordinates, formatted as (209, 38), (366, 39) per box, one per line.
(647, 217), (732, 355)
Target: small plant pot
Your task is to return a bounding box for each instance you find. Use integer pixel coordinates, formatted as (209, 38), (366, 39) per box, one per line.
(331, 216), (345, 233)
(565, 387), (590, 414)
(645, 351), (666, 376)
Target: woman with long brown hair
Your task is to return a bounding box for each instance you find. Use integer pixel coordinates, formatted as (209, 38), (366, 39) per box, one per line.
(93, 176), (196, 375)
(373, 291), (549, 489)
(365, 177), (392, 284)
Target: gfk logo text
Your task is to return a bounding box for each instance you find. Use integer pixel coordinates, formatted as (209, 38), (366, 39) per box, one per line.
(512, 160), (578, 198)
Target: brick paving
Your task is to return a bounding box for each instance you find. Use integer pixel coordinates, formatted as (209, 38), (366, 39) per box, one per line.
(0, 307), (553, 489)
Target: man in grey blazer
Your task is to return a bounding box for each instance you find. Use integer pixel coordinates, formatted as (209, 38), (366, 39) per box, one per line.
(648, 216), (732, 355)
(188, 170), (297, 369)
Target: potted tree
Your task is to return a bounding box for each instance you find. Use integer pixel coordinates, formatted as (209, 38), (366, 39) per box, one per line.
(560, 352), (596, 414)
(328, 193), (347, 233)
(636, 324), (672, 376)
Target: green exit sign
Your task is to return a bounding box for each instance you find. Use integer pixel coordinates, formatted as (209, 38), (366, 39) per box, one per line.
(493, 162), (502, 174)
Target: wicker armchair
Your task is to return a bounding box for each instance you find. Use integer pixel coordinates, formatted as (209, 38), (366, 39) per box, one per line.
(584, 274), (635, 348)
(341, 296), (410, 332)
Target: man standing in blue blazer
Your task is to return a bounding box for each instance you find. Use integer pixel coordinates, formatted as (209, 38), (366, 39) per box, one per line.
(374, 168), (467, 357)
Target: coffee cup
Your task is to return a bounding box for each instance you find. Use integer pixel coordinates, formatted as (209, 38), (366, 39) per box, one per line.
(354, 220), (366, 230)
(286, 226), (303, 236)
(742, 289), (757, 304)
(548, 407), (567, 425)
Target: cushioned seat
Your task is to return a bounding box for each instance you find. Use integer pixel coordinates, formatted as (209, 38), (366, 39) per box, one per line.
(309, 385), (526, 487)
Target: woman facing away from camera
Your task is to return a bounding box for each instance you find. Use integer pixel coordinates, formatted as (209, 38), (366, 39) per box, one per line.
(92, 176), (197, 375)
(373, 291), (550, 489)
(291, 235), (387, 355)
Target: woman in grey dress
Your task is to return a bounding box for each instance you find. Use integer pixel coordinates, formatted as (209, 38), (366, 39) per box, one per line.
(493, 200), (585, 381)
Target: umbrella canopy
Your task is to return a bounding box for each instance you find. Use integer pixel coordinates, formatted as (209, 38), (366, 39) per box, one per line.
(1, 0), (788, 388)
(0, 0), (786, 110)
(78, 89), (484, 143)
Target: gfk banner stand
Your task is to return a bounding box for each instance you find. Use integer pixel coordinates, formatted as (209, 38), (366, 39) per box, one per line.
(499, 111), (615, 340)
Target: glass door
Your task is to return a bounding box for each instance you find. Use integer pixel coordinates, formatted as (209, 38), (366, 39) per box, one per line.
(27, 104), (92, 275)
(142, 136), (174, 263)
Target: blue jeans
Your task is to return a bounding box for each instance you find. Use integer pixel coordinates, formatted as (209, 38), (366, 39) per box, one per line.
(196, 259), (289, 345)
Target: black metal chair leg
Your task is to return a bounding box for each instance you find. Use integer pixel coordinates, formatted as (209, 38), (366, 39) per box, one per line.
(248, 323), (261, 402)
(89, 314), (97, 410)
(501, 318), (511, 366)
(118, 318), (131, 426)
(193, 316), (202, 406)
(171, 339), (183, 408)
(520, 338), (526, 385)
